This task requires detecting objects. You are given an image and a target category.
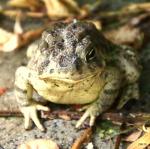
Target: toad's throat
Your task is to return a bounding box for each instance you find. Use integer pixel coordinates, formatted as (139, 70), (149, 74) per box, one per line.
(31, 71), (104, 104)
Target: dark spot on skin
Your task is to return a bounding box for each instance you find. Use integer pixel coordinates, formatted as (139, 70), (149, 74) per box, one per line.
(14, 85), (27, 94)
(59, 55), (68, 67)
(104, 89), (118, 94)
(54, 83), (59, 87)
(61, 130), (64, 134)
(39, 41), (48, 53)
(123, 52), (132, 60)
(74, 57), (82, 73)
(50, 30), (57, 37)
(72, 24), (77, 29)
(72, 40), (77, 47)
(68, 85), (73, 88)
(52, 50), (59, 57)
(43, 78), (48, 82)
(121, 69), (126, 74)
(28, 73), (31, 77)
(66, 32), (74, 39)
(112, 82), (119, 86)
(50, 69), (54, 73)
(56, 42), (63, 50)
(43, 59), (50, 66)
(38, 59), (50, 74)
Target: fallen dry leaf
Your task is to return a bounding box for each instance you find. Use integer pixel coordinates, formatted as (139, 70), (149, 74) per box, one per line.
(125, 130), (142, 142)
(42, 0), (81, 19)
(104, 24), (143, 49)
(58, 113), (71, 120)
(0, 28), (20, 52)
(7, 0), (42, 11)
(123, 3), (150, 12)
(87, 20), (102, 30)
(99, 2), (150, 19)
(0, 24), (45, 52)
(0, 13), (22, 52)
(21, 27), (45, 45)
(2, 10), (45, 18)
(127, 132), (150, 149)
(18, 139), (59, 149)
(0, 29), (14, 44)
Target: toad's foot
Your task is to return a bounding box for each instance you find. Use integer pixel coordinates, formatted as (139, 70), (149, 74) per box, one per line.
(20, 103), (49, 131)
(76, 103), (100, 128)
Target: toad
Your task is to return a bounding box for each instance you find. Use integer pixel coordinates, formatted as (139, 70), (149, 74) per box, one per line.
(15, 21), (140, 131)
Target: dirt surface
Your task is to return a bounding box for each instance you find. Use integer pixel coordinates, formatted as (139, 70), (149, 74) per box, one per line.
(0, 50), (27, 88)
(1, 118), (83, 149)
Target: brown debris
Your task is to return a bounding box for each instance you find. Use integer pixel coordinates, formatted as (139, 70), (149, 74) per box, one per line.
(18, 139), (59, 149)
(2, 10), (46, 18)
(0, 27), (45, 52)
(0, 28), (19, 52)
(42, 0), (87, 19)
(1, 103), (150, 129)
(127, 132), (150, 149)
(125, 130), (142, 142)
(0, 24), (46, 52)
(104, 24), (144, 49)
(0, 11), (47, 52)
(20, 27), (45, 47)
(101, 112), (150, 127)
(87, 20), (102, 30)
(0, 111), (21, 117)
(58, 113), (71, 121)
(99, 2), (150, 19)
(71, 127), (92, 149)
(123, 3), (150, 12)
(7, 0), (43, 11)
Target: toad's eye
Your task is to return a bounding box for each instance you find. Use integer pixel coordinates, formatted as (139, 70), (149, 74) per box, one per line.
(86, 49), (96, 62)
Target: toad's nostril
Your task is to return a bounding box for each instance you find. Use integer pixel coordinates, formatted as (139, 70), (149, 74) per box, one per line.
(74, 57), (82, 72)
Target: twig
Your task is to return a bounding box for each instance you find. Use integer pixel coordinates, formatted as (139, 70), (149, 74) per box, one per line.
(2, 107), (150, 128)
(71, 127), (92, 149)
(114, 123), (126, 149)
(0, 111), (22, 117)
(1, 10), (46, 18)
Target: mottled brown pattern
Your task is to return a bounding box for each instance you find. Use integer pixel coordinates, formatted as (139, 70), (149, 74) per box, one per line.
(14, 21), (141, 130)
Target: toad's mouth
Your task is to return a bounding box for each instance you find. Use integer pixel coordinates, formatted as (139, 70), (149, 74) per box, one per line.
(39, 69), (103, 83)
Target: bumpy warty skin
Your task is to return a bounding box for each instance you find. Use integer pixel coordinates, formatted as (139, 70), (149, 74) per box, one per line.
(14, 21), (141, 130)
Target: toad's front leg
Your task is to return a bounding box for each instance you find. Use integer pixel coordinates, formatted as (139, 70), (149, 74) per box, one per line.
(15, 66), (49, 131)
(76, 67), (122, 128)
